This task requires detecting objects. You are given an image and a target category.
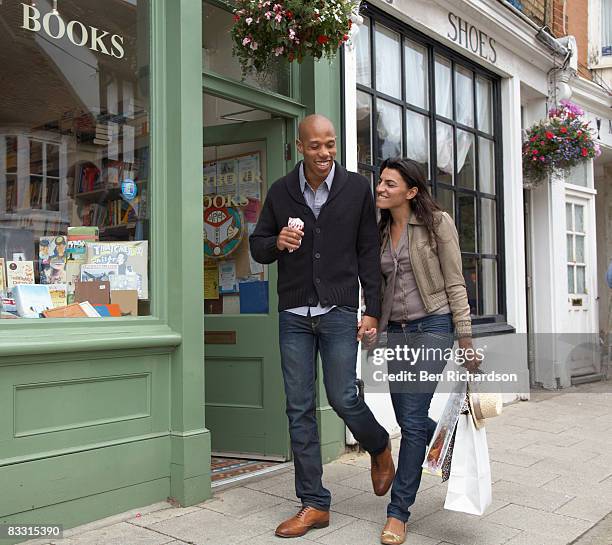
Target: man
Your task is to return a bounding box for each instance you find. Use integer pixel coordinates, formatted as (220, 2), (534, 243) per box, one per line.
(250, 114), (394, 539)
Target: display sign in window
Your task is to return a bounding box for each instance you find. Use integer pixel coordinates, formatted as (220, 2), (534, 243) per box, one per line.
(203, 144), (269, 315)
(0, 0), (150, 319)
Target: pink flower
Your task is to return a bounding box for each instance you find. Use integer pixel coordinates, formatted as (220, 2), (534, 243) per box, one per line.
(265, 11), (273, 19)
(274, 46), (284, 56)
(242, 36), (251, 46)
(289, 28), (296, 40)
(250, 41), (259, 51)
(275, 13), (283, 22)
(245, 17), (253, 25)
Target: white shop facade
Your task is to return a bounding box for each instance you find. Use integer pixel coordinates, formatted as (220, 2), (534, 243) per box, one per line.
(342, 0), (604, 434)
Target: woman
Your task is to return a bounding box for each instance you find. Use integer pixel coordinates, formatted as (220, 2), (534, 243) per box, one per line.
(373, 158), (478, 545)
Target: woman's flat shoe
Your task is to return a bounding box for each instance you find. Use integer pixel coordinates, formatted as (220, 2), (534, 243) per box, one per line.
(380, 520), (406, 545)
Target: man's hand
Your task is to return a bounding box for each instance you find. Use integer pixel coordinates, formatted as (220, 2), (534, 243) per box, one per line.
(358, 315), (378, 344)
(458, 337), (483, 372)
(276, 227), (304, 252)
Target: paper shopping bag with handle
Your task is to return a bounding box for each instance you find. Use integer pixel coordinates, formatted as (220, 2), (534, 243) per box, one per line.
(443, 411), (492, 515)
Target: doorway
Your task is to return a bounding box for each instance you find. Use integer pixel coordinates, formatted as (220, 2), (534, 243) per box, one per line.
(203, 94), (290, 465)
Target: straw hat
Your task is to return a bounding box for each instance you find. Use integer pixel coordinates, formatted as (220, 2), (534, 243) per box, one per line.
(468, 392), (503, 429)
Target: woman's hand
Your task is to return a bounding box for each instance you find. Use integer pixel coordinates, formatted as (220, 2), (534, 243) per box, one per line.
(358, 316), (378, 347)
(458, 337), (482, 372)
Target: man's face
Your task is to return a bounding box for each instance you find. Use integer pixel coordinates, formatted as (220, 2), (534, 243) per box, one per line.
(297, 121), (337, 178)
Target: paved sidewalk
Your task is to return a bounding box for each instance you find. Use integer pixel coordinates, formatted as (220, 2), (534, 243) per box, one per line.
(24, 382), (612, 545)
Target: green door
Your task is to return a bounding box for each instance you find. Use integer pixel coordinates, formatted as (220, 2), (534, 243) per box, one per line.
(203, 117), (289, 459)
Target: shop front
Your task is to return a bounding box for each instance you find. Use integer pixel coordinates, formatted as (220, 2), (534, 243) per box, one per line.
(0, 0), (211, 537)
(342, 0), (577, 421)
(0, 0), (347, 538)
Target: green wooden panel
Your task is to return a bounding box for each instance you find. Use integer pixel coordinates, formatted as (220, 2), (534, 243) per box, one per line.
(0, 436), (170, 517)
(205, 358), (263, 408)
(1, 478), (169, 545)
(0, 353), (170, 462)
(203, 118), (289, 459)
(14, 374), (151, 437)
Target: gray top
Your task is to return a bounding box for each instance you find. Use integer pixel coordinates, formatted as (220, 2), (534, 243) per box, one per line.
(381, 225), (450, 323)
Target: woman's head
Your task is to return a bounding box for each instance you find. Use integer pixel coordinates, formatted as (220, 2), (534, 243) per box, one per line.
(376, 158), (441, 239)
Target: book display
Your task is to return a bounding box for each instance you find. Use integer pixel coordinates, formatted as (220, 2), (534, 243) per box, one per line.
(0, 122), (150, 318)
(203, 151), (268, 315)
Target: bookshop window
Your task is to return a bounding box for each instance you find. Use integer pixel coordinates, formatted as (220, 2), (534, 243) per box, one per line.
(0, 1), (150, 319)
(355, 5), (504, 323)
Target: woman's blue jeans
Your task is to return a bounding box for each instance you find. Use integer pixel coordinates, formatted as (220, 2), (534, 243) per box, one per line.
(386, 313), (454, 523)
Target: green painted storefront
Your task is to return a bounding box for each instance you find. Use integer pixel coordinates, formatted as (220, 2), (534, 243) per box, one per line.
(0, 1), (346, 541)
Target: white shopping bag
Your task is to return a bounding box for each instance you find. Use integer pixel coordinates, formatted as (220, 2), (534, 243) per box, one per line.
(443, 413), (492, 515)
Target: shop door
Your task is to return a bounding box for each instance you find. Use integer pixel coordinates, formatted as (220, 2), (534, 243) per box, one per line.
(564, 196), (601, 379)
(203, 118), (289, 459)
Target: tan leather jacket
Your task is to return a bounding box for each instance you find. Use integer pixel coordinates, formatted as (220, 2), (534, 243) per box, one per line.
(380, 211), (472, 338)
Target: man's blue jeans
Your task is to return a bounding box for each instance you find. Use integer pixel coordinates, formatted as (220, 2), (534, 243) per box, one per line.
(279, 307), (389, 511)
(386, 313), (454, 523)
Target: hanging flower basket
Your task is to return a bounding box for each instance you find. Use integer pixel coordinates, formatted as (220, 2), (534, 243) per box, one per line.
(522, 100), (601, 186)
(231, 0), (358, 75)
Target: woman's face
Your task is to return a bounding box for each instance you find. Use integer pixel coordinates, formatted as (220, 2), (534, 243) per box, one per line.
(375, 168), (418, 210)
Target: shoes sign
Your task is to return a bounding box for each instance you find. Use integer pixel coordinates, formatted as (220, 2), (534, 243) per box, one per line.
(447, 12), (497, 64)
(21, 3), (125, 59)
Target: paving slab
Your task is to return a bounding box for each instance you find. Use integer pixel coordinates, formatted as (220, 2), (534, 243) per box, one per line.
(484, 504), (594, 542)
(311, 518), (438, 545)
(555, 496), (612, 523)
(199, 486), (285, 518)
(409, 509), (521, 545)
(145, 507), (269, 545)
(489, 460), (560, 487)
(570, 511), (612, 545)
(59, 522), (175, 545)
(491, 479), (574, 512)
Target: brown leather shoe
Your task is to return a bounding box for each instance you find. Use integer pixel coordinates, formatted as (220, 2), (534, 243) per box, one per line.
(371, 440), (395, 496)
(275, 506), (330, 538)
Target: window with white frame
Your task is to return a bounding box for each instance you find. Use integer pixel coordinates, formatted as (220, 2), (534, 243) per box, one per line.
(566, 202), (587, 294)
(603, 0), (612, 56)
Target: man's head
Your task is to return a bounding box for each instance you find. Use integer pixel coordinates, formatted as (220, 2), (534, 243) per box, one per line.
(297, 114), (337, 180)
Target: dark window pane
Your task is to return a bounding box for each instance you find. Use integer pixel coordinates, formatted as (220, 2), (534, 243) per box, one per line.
(457, 130), (475, 190)
(435, 55), (452, 119)
(481, 197), (496, 254)
(47, 144), (60, 178)
(482, 258), (497, 314)
(404, 38), (428, 109)
(436, 121), (453, 185)
(356, 91), (372, 165)
(455, 65), (474, 127)
(375, 24), (401, 98)
(6, 136), (17, 173)
(458, 194), (476, 252)
(30, 140), (43, 175)
(406, 110), (429, 178)
(356, 17), (371, 87)
(478, 137), (495, 194)
(462, 256), (478, 316)
(377, 100), (402, 160)
(436, 186), (454, 219)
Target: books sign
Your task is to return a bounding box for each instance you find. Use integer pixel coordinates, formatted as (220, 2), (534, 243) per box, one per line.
(21, 3), (125, 59)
